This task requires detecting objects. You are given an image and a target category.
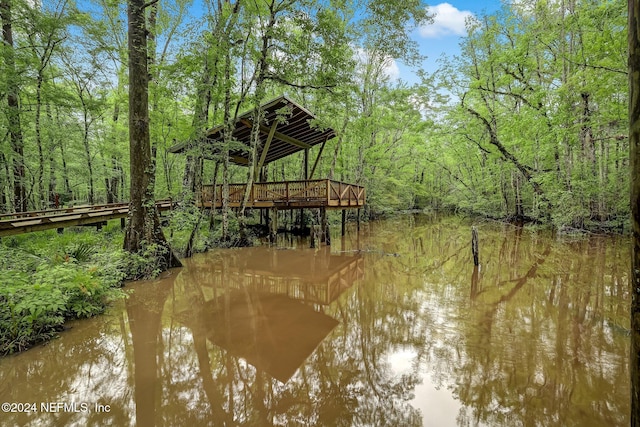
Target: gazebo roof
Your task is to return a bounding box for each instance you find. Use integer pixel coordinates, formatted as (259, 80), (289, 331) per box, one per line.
(168, 95), (335, 166)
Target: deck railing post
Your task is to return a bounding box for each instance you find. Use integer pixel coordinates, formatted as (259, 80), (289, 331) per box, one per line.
(326, 179), (330, 205)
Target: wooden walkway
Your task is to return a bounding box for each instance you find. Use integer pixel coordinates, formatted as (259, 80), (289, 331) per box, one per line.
(0, 200), (174, 237)
(201, 179), (365, 209)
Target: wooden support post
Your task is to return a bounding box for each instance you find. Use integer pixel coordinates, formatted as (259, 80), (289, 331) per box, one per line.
(310, 209), (320, 248)
(309, 138), (327, 180)
(255, 121), (278, 179)
(269, 207), (277, 245)
(96, 222), (102, 231)
(57, 227), (63, 234)
(341, 209), (346, 236)
(321, 207), (330, 245)
(304, 148), (309, 180)
(356, 208), (360, 231)
(300, 208), (306, 235)
(310, 224), (317, 248)
(471, 226), (479, 266)
(121, 217), (126, 229)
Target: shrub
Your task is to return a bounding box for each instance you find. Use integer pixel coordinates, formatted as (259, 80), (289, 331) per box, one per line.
(0, 271), (66, 355)
(0, 255), (124, 355)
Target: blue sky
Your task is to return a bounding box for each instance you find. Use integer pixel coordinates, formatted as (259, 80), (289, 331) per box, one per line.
(393, 1), (503, 83)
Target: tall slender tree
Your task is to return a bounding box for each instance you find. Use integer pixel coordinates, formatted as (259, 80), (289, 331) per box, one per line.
(1, 0), (26, 212)
(124, 0), (180, 269)
(630, 0), (640, 423)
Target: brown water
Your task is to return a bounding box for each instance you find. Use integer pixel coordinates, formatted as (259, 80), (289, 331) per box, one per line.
(0, 215), (630, 426)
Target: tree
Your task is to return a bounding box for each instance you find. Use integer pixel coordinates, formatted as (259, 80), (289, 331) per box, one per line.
(124, 0), (180, 269)
(432, 0), (627, 226)
(1, 0), (26, 212)
(629, 0), (640, 423)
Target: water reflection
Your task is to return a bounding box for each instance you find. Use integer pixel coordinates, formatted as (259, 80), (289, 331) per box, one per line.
(0, 217), (631, 426)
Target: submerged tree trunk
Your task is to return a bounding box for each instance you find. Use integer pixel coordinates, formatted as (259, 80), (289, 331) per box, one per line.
(124, 0), (181, 269)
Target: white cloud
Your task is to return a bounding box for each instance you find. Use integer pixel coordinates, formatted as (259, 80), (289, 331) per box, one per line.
(419, 3), (475, 38)
(353, 46), (400, 82)
(384, 59), (400, 81)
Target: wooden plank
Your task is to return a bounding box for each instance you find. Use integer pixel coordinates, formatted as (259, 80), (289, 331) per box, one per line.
(0, 200), (175, 237)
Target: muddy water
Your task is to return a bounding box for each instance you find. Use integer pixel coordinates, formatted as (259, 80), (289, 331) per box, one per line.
(0, 216), (630, 426)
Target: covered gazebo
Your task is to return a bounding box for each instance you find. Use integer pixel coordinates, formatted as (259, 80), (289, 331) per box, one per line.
(169, 95), (365, 242)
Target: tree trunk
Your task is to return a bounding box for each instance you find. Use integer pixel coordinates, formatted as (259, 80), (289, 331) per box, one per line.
(35, 76), (46, 210)
(1, 0), (27, 212)
(629, 1), (640, 424)
(0, 152), (8, 212)
(59, 143), (71, 198)
(237, 2), (277, 243)
(124, 0), (181, 269)
(182, 45), (213, 202)
(108, 80), (123, 204)
(82, 107), (95, 204)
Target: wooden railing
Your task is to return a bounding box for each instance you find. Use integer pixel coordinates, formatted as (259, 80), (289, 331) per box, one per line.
(201, 179), (365, 208)
(0, 199), (174, 237)
(0, 199), (173, 221)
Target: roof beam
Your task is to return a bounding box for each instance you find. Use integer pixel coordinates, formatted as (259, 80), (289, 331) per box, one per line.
(240, 118), (311, 149)
(230, 155), (249, 165)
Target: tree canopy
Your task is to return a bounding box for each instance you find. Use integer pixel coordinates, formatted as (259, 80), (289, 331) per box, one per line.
(0, 0), (628, 230)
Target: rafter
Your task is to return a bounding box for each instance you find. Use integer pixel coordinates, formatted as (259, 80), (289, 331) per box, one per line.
(240, 118), (311, 149)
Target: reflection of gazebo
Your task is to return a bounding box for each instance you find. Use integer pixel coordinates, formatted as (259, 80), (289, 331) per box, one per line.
(169, 95), (365, 240)
(199, 246), (364, 306)
(174, 247), (364, 382)
(203, 292), (339, 383)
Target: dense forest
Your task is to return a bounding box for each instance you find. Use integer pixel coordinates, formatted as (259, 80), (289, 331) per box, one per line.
(0, 0), (629, 353)
(0, 0), (627, 227)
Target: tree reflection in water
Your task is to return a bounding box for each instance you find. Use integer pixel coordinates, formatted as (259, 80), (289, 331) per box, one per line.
(0, 216), (630, 426)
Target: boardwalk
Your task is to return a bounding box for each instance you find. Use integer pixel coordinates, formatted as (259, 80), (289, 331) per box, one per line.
(0, 200), (173, 237)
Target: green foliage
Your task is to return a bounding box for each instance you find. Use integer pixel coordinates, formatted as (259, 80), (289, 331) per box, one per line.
(428, 0), (628, 228)
(121, 243), (171, 279)
(63, 242), (94, 263)
(0, 229), (131, 355)
(0, 261), (122, 355)
(164, 207), (211, 255)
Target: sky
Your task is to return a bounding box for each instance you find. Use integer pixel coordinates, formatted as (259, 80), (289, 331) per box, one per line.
(393, 1), (503, 83)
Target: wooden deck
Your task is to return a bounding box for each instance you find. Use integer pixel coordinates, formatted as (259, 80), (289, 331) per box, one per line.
(0, 200), (174, 237)
(201, 179), (365, 209)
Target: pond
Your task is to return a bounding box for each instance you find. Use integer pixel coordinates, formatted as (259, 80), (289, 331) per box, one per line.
(0, 215), (630, 426)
